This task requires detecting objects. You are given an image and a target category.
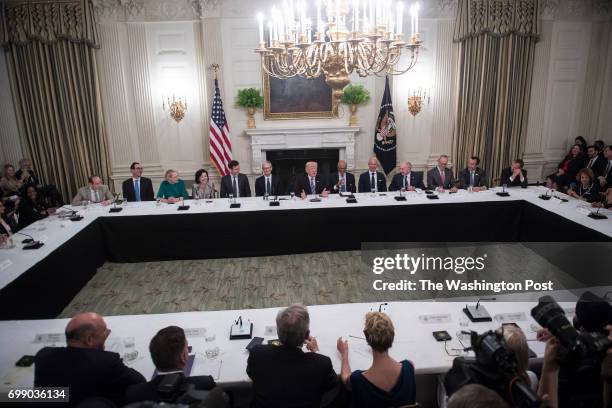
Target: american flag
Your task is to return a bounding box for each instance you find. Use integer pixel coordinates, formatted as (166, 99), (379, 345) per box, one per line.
(209, 78), (232, 176)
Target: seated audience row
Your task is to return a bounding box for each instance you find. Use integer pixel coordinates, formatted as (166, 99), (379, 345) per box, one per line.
(36, 296), (612, 408)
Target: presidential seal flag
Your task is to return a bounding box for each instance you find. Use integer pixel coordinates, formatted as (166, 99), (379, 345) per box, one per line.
(374, 76), (397, 175)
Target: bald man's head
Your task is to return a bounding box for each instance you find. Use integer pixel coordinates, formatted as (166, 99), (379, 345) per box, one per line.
(368, 157), (378, 172)
(65, 312), (110, 350)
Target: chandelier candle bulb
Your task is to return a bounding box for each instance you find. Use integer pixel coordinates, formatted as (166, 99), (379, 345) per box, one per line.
(414, 3), (419, 35)
(257, 13), (264, 44)
(396, 2), (403, 35)
(268, 22), (273, 47)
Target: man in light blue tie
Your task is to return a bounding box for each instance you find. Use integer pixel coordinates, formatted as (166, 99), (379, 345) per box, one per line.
(295, 161), (330, 199)
(122, 162), (155, 201)
(458, 156), (487, 191)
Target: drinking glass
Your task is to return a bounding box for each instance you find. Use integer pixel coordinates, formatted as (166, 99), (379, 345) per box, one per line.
(204, 334), (220, 359)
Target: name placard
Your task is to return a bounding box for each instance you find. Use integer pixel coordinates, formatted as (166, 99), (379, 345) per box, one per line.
(418, 314), (452, 324)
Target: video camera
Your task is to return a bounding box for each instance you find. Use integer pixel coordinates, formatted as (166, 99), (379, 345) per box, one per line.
(444, 329), (541, 407)
(531, 294), (612, 366)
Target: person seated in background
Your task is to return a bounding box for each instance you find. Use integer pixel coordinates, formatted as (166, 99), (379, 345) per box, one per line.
(122, 162), (154, 202)
(255, 161), (282, 197)
(548, 144), (587, 190)
(15, 158), (64, 206)
(567, 168), (600, 203)
(34, 312), (146, 407)
(574, 136), (588, 154)
(389, 161), (425, 191)
(427, 154), (457, 192)
(500, 159), (528, 188)
(447, 384), (511, 408)
(220, 160), (251, 198)
(0, 200), (19, 239)
(247, 304), (338, 408)
(598, 145), (612, 191)
(0, 164), (27, 197)
(330, 160), (356, 194)
(457, 156), (487, 191)
(72, 175), (114, 206)
(337, 312), (416, 408)
(17, 185), (56, 229)
(125, 326), (217, 404)
(585, 145), (606, 178)
(192, 168), (216, 199)
(295, 161), (330, 199)
(157, 169), (189, 203)
(358, 156), (387, 193)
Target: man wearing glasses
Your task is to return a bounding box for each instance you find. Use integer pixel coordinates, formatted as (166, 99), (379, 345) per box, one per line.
(122, 162), (155, 202)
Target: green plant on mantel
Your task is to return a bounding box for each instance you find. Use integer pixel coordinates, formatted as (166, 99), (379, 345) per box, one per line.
(236, 88), (264, 108)
(236, 88), (264, 129)
(340, 85), (371, 126)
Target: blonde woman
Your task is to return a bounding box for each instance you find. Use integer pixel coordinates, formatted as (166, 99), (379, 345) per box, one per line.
(337, 312), (416, 407)
(157, 169), (188, 203)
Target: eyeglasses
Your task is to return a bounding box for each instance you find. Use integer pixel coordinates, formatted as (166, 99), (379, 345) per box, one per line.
(134, 167), (144, 170)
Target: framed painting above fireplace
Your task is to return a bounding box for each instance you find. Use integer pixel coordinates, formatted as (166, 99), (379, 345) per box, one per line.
(262, 72), (337, 120)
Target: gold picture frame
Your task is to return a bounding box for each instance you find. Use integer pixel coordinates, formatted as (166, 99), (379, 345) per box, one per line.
(262, 70), (338, 120)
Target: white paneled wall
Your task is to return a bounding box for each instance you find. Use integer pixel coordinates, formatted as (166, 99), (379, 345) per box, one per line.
(538, 22), (592, 179)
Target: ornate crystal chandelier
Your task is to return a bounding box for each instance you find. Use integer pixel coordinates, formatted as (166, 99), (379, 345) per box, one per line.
(255, 0), (422, 111)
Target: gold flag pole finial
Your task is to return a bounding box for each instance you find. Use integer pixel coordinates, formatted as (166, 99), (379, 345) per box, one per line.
(211, 64), (219, 80)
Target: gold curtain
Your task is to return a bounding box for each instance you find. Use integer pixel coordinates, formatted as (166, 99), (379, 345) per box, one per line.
(452, 0), (539, 185)
(1, 0), (110, 202)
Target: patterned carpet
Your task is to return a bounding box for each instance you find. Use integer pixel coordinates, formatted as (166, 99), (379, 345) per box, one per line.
(60, 244), (584, 318)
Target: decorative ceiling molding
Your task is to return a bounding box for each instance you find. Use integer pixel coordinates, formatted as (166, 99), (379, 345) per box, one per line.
(438, 0), (458, 19)
(92, 0), (222, 22)
(540, 0), (560, 20)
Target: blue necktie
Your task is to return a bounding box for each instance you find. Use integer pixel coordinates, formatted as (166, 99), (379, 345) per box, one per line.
(134, 179), (141, 201)
(310, 177), (316, 194)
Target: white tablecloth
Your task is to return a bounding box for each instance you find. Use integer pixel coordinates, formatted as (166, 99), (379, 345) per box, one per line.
(1, 186), (610, 293)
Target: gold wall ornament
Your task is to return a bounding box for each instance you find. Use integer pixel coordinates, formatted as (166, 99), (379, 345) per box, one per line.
(407, 88), (430, 116)
(163, 95), (187, 123)
(247, 107), (256, 129)
(255, 1), (422, 113)
(349, 104), (358, 126)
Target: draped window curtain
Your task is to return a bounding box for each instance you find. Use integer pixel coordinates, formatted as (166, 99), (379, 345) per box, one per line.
(452, 0), (539, 185)
(0, 0), (110, 202)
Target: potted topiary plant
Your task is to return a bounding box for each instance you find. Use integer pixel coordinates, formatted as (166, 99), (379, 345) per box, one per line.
(341, 85), (371, 126)
(236, 88), (264, 129)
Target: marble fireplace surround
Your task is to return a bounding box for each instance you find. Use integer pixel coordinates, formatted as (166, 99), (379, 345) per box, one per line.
(245, 127), (360, 174)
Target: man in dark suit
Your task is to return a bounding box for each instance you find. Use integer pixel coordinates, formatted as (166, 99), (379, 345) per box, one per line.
(457, 156), (487, 191)
(34, 312), (145, 407)
(329, 160), (356, 193)
(585, 145), (606, 178)
(597, 145), (612, 191)
(389, 161), (425, 191)
(255, 161), (283, 196)
(294, 161), (330, 199)
(220, 160), (251, 198)
(122, 162), (155, 202)
(500, 158), (528, 188)
(358, 156), (387, 192)
(126, 326), (218, 404)
(427, 154), (457, 191)
(247, 304), (338, 408)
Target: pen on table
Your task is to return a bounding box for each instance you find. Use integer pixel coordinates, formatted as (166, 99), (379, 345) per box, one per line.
(349, 335), (366, 340)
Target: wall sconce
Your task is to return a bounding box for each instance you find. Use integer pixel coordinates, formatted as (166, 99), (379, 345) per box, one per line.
(162, 95), (187, 123)
(407, 88), (430, 116)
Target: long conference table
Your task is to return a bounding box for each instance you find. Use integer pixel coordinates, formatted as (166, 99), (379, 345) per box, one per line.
(0, 186), (611, 320)
(0, 288), (607, 393)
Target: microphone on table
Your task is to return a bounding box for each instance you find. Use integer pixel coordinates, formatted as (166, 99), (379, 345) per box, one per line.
(15, 232), (44, 249)
(463, 297), (496, 322)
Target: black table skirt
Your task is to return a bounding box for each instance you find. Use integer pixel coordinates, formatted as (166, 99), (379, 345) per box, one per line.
(1, 201), (608, 319)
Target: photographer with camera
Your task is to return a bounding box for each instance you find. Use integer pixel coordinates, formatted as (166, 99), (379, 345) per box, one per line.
(125, 326), (228, 407)
(444, 327), (542, 407)
(533, 292), (612, 408)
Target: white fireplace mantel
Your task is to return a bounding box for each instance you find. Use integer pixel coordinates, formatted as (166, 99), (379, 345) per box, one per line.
(245, 127), (360, 174)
